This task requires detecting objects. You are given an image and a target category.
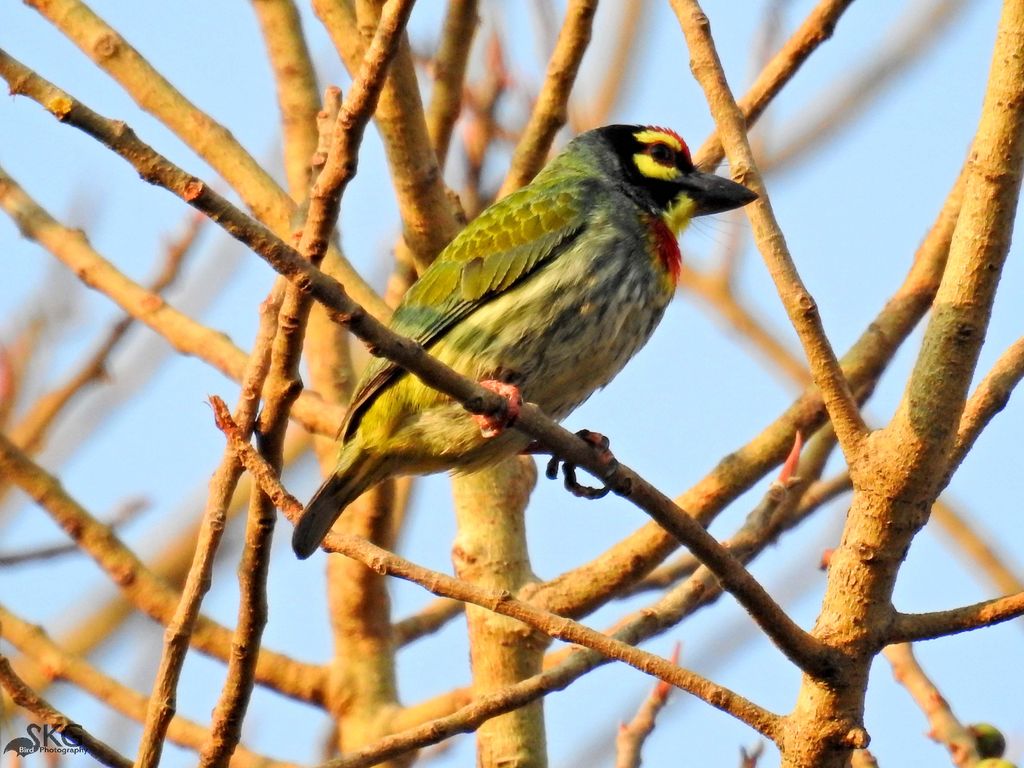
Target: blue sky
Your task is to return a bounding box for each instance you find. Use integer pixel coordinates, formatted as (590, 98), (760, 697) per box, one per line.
(1, 1), (1021, 766)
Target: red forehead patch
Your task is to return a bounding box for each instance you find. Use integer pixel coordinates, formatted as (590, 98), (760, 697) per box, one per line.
(647, 125), (691, 164)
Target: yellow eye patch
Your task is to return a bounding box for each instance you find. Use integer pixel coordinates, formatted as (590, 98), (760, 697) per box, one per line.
(633, 152), (682, 180)
(631, 127), (690, 181)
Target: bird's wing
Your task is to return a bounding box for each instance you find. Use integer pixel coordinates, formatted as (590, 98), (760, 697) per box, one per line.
(339, 183), (587, 440)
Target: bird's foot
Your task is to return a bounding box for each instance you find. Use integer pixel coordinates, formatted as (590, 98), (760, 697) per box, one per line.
(545, 429), (617, 499)
(474, 379), (522, 438)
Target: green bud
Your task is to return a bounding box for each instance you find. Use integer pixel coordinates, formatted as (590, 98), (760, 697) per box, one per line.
(970, 723), (1007, 759)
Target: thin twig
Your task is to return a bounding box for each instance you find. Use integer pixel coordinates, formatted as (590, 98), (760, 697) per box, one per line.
(134, 287), (284, 767)
(947, 336), (1024, 482)
(889, 591), (1024, 643)
(393, 598), (464, 645)
(26, 0), (388, 318)
(0, 498), (147, 566)
(882, 642), (978, 766)
(426, 0), (480, 165)
(763, 0), (970, 173)
(211, 395), (784, 743)
(0, 161), (343, 438)
(673, 0), (868, 459)
(0, 654), (132, 768)
(931, 499), (1024, 597)
(0, 431), (325, 703)
(0, 605), (288, 767)
(5, 213), (202, 458)
(571, 1), (648, 131)
(615, 643), (680, 768)
(497, 0), (598, 197)
(692, 0), (857, 171)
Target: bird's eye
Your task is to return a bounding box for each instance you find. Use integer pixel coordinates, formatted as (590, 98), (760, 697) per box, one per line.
(648, 143), (674, 164)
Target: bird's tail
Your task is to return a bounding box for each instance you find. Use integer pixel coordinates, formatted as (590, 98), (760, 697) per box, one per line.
(291, 445), (388, 559)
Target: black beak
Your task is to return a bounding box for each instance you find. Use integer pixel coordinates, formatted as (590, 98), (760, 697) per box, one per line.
(679, 171), (758, 216)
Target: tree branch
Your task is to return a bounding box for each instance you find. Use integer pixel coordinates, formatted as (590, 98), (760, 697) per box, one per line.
(882, 642), (979, 766)
(890, 591), (1024, 643)
(0, 605), (284, 766)
(497, 0), (597, 197)
(0, 160), (343, 438)
(134, 287), (284, 767)
(0, 654), (131, 768)
(425, 0), (480, 166)
(673, 0), (869, 459)
(692, 0), (857, 171)
(25, 0), (388, 318)
(947, 336), (1024, 483)
(212, 396), (784, 745)
(0, 431), (325, 704)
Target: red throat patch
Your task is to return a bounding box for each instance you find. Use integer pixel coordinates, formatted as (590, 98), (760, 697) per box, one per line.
(648, 215), (682, 285)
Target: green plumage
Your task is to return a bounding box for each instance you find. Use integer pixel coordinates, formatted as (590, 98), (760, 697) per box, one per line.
(340, 182), (583, 443)
(293, 124), (757, 559)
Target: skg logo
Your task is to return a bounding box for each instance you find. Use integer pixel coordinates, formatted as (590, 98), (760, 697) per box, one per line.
(3, 724), (87, 758)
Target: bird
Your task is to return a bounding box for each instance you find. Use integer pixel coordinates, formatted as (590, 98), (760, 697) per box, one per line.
(292, 124), (757, 559)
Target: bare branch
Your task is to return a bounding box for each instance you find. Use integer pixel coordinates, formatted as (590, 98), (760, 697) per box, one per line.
(314, 0), (461, 270)
(25, 0), (387, 317)
(0, 605), (284, 766)
(426, 0), (480, 165)
(692, 0), (857, 171)
(947, 336), (1024, 481)
(615, 643), (680, 768)
(0, 431), (325, 703)
(0, 160), (343, 438)
(251, 0), (322, 199)
(497, 0), (598, 197)
(135, 287), (284, 767)
(890, 591), (1024, 643)
(672, 0), (869, 458)
(211, 395), (784, 746)
(883, 642), (979, 766)
(0, 498), (147, 566)
(764, 0), (970, 173)
(0, 654), (132, 768)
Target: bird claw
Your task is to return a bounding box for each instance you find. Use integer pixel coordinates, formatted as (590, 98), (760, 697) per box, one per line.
(473, 379), (522, 437)
(545, 429), (616, 499)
